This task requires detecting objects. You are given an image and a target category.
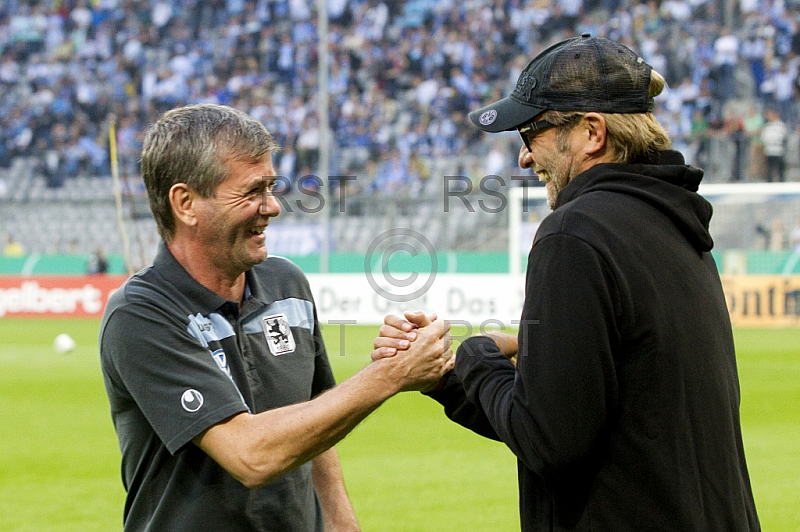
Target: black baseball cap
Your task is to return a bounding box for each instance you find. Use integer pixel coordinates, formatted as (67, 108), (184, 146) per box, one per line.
(469, 34), (655, 132)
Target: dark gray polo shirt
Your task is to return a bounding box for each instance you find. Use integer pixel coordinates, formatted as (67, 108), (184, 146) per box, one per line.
(100, 242), (335, 531)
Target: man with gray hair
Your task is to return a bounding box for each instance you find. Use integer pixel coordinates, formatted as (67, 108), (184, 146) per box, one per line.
(100, 103), (454, 531)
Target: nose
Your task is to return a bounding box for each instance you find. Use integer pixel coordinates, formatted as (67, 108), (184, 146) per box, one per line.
(260, 188), (281, 217)
(518, 143), (534, 169)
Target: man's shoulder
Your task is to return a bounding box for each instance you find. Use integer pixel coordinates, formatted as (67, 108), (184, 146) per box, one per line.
(538, 193), (607, 232)
(255, 255), (307, 281)
(535, 185), (641, 249)
(106, 265), (166, 306)
(251, 255), (314, 298)
(99, 267), (183, 365)
(101, 264), (186, 330)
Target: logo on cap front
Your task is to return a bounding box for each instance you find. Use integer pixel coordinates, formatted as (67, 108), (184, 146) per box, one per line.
(516, 74), (538, 101)
(479, 110), (497, 125)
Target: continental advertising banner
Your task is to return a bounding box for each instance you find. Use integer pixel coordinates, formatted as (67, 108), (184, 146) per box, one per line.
(720, 274), (800, 327)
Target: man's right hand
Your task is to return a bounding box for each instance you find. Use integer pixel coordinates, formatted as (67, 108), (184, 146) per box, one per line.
(371, 315), (452, 392)
(196, 315), (453, 488)
(372, 311), (436, 361)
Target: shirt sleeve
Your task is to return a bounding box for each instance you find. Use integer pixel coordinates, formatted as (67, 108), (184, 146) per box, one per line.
(101, 302), (250, 454)
(424, 367), (502, 441)
(454, 233), (620, 479)
(310, 306), (336, 397)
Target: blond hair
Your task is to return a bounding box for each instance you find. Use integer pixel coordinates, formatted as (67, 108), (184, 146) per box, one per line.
(542, 70), (671, 163)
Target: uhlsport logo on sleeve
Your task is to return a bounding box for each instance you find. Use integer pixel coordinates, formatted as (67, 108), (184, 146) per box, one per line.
(181, 389), (204, 412)
(262, 313), (296, 356)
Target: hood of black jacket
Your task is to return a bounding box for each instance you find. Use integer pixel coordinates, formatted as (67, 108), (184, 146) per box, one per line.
(553, 150), (714, 252)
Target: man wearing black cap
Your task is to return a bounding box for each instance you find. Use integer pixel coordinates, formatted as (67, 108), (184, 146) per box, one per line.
(375, 35), (760, 530)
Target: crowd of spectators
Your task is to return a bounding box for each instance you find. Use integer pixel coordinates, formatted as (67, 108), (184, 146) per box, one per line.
(3, 0), (800, 197)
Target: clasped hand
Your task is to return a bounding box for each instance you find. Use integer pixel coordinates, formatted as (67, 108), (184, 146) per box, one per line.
(372, 312), (520, 377)
(369, 313), (454, 392)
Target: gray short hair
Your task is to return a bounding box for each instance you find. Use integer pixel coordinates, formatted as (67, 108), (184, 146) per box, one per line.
(141, 104), (280, 241)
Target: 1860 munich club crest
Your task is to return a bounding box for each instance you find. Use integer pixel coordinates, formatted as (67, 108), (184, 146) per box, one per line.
(262, 313), (296, 356)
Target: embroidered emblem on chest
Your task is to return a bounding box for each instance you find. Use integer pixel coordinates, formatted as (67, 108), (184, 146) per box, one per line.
(262, 313), (296, 356)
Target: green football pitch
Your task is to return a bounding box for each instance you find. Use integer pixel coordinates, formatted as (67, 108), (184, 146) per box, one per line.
(0, 318), (797, 531)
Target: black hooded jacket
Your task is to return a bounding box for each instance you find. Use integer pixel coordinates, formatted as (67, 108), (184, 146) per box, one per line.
(429, 151), (760, 531)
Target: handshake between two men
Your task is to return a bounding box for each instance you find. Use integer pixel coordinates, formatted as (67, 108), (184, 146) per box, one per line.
(371, 311), (519, 377)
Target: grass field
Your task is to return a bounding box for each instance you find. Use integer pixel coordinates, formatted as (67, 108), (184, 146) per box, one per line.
(0, 318), (797, 531)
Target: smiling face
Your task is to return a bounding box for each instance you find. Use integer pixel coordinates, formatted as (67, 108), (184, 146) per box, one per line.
(192, 153), (281, 278)
(523, 126), (581, 210)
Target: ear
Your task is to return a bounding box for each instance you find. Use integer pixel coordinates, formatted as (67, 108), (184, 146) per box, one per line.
(580, 113), (607, 157)
(168, 183), (198, 229)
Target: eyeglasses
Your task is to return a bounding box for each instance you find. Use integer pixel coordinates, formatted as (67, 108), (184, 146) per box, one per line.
(517, 119), (558, 152)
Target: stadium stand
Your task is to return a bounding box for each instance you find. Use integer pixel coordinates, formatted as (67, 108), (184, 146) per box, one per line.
(2, 0), (800, 259)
